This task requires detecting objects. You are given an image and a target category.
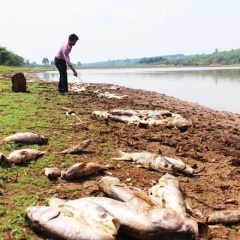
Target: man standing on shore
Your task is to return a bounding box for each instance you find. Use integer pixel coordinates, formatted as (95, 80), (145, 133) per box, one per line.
(54, 33), (79, 94)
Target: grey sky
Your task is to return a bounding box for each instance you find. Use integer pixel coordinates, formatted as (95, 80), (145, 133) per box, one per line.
(1, 0), (240, 64)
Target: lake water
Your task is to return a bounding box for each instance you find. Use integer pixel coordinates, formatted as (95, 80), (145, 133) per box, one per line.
(35, 67), (240, 114)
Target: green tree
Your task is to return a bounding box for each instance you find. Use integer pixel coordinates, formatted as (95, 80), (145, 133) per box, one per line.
(42, 58), (49, 65)
(0, 46), (24, 66)
(25, 59), (30, 66)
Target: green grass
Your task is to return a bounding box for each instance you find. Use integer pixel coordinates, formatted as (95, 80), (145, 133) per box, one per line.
(0, 74), (112, 239)
(0, 79), (77, 239)
(0, 65), (53, 73)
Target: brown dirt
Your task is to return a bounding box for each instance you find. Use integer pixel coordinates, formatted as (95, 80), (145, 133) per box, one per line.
(3, 73), (240, 239)
(59, 81), (240, 240)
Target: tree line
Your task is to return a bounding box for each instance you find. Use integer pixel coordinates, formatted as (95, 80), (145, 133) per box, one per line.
(1, 45), (240, 67)
(137, 49), (240, 66)
(0, 46), (24, 66)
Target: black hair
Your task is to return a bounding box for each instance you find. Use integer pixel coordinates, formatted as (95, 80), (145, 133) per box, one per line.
(69, 34), (79, 41)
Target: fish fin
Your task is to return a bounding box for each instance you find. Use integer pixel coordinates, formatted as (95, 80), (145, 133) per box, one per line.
(58, 204), (75, 217)
(39, 151), (47, 155)
(49, 196), (67, 207)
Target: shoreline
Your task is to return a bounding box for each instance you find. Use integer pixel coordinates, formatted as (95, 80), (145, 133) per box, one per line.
(2, 70), (240, 116)
(29, 72), (240, 116)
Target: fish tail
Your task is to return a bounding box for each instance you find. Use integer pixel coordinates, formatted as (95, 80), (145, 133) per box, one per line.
(0, 153), (10, 165)
(111, 150), (131, 160)
(39, 151), (47, 155)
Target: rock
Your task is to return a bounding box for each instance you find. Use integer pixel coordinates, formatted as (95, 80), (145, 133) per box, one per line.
(11, 73), (27, 92)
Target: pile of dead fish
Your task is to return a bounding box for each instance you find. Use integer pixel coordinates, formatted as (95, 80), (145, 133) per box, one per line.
(25, 174), (210, 240)
(69, 82), (88, 93)
(1, 132), (239, 239)
(92, 109), (192, 129)
(68, 83), (128, 99)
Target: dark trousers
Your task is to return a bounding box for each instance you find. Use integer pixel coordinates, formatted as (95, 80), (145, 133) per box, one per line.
(54, 57), (68, 92)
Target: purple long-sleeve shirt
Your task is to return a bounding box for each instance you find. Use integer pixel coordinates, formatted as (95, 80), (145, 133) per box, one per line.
(56, 42), (72, 66)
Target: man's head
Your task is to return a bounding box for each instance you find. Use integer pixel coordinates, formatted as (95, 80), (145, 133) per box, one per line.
(68, 33), (79, 46)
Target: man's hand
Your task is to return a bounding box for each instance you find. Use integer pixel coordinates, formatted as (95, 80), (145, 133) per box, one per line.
(69, 64), (78, 77)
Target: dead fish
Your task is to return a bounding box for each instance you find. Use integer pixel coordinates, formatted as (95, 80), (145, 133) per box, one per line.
(99, 176), (159, 208)
(45, 167), (61, 178)
(108, 109), (137, 116)
(61, 162), (107, 180)
(114, 115), (141, 125)
(92, 111), (110, 118)
(58, 201), (120, 236)
(149, 173), (187, 213)
(206, 210), (240, 224)
(139, 118), (169, 127)
(97, 92), (127, 99)
(111, 150), (194, 175)
(167, 117), (192, 130)
(25, 206), (117, 240)
(50, 196), (208, 240)
(60, 139), (91, 154)
(6, 149), (46, 164)
(0, 132), (48, 145)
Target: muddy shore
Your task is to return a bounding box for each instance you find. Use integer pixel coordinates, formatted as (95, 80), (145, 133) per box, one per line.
(2, 72), (240, 239)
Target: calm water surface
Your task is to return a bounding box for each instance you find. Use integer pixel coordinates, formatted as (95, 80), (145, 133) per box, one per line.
(35, 67), (240, 114)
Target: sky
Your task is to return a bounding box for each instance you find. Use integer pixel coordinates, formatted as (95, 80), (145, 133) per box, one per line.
(1, 0), (240, 64)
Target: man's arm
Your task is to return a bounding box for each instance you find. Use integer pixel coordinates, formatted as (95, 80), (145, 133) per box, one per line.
(69, 65), (78, 76)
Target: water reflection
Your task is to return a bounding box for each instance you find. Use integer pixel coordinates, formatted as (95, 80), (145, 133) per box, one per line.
(35, 67), (240, 113)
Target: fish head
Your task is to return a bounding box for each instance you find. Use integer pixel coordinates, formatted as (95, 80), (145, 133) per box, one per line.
(95, 209), (121, 235)
(98, 176), (121, 192)
(82, 139), (91, 147)
(59, 199), (121, 236)
(60, 170), (67, 179)
(25, 206), (60, 227)
(41, 136), (49, 144)
(91, 204), (120, 235)
(150, 208), (199, 239)
(60, 163), (82, 180)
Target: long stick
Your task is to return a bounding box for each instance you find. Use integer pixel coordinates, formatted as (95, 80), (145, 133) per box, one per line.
(76, 76), (87, 86)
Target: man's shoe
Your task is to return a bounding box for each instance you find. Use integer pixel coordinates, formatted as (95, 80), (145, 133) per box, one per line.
(63, 92), (69, 95)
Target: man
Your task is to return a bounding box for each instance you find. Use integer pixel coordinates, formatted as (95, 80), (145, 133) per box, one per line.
(54, 33), (79, 94)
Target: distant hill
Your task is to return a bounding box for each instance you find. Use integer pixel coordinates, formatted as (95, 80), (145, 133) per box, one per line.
(82, 58), (140, 67)
(81, 49), (240, 67)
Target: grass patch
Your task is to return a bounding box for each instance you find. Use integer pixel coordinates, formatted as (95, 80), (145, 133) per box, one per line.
(0, 65), (53, 73)
(0, 79), (80, 239)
